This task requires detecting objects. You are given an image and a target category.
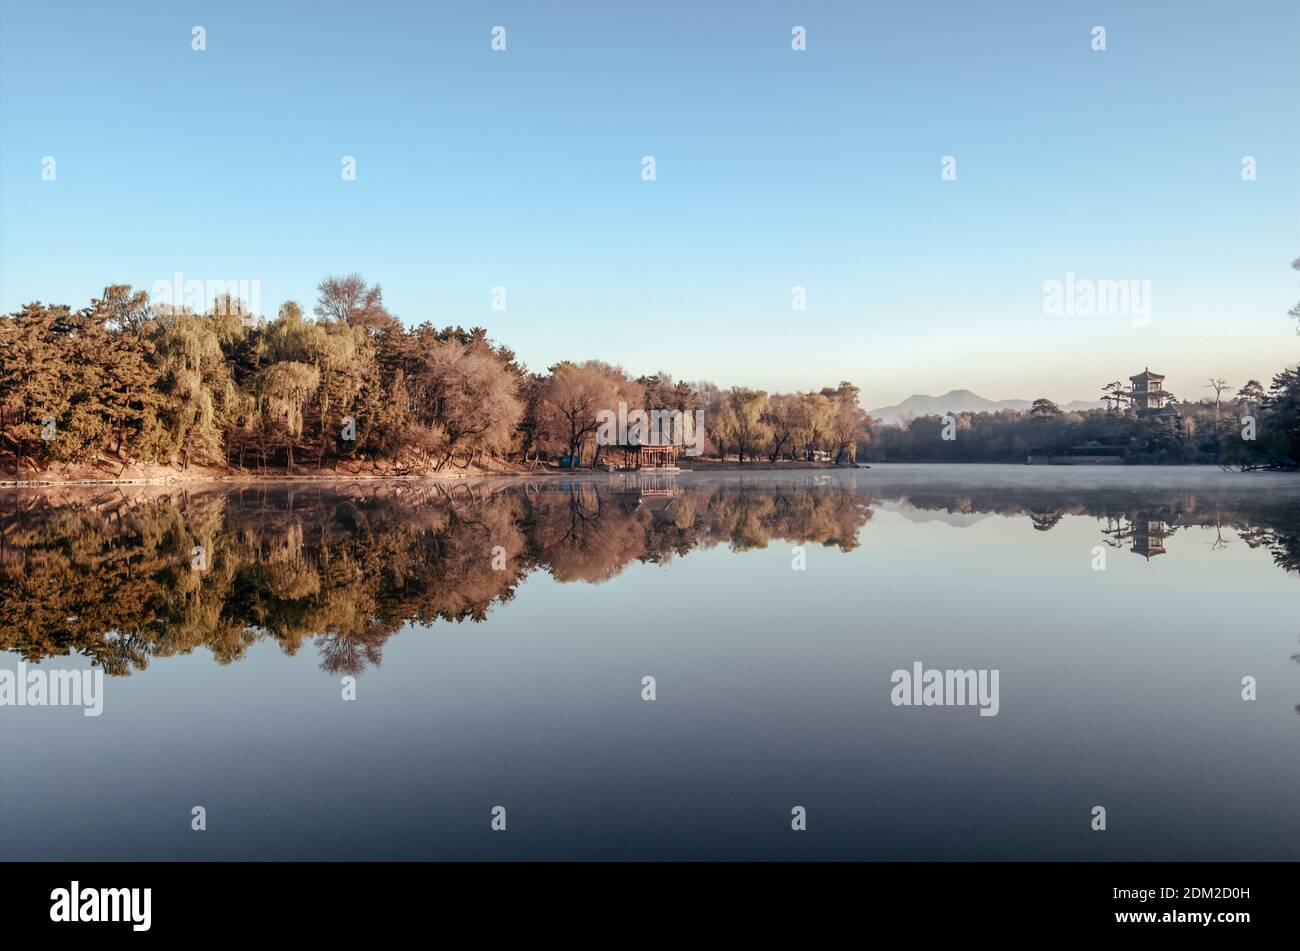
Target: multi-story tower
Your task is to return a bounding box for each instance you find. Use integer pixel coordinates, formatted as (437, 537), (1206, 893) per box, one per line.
(1129, 368), (1167, 414)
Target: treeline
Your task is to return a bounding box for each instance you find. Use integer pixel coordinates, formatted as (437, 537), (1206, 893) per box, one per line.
(0, 275), (872, 476)
(871, 378), (1300, 466)
(4, 273), (1296, 474)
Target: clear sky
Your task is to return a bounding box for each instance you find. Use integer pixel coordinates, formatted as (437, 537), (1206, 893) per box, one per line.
(1, 0), (1296, 409)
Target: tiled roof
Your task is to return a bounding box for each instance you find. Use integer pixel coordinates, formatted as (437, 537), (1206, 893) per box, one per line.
(1129, 368), (1164, 381)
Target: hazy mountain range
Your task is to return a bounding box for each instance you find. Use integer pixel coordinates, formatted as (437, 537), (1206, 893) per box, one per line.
(869, 389), (1104, 426)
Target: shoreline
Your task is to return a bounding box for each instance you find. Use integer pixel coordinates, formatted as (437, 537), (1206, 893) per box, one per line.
(0, 459), (854, 487)
(3, 460), (1287, 489)
(0, 472), (476, 488)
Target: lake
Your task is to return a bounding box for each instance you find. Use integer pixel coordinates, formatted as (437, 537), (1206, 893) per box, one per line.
(2, 465), (1297, 860)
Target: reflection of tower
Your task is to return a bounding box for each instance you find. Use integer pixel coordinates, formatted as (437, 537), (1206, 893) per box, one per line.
(1100, 512), (1176, 558)
(1129, 515), (1171, 559)
(1029, 510), (1064, 532)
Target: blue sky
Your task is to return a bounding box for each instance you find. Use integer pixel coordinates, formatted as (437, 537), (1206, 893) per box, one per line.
(1, 0), (1296, 408)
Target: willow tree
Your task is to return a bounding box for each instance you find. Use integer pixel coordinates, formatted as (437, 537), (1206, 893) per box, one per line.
(720, 387), (771, 463)
(148, 310), (246, 467)
(263, 301), (375, 467)
(763, 393), (799, 461)
(257, 361), (321, 471)
(792, 392), (833, 460)
(689, 381), (725, 458)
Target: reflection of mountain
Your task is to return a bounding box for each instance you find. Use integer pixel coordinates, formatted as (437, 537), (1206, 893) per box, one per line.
(3, 477), (1297, 677)
(879, 500), (993, 528)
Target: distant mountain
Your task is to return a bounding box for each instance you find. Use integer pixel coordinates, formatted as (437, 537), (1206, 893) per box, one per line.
(869, 389), (1103, 426)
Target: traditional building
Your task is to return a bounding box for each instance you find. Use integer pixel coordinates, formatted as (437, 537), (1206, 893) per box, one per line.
(607, 440), (680, 471)
(635, 443), (679, 470)
(1129, 368), (1167, 414)
(1129, 367), (1181, 424)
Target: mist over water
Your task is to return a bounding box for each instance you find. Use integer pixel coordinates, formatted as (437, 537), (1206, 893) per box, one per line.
(2, 466), (1297, 860)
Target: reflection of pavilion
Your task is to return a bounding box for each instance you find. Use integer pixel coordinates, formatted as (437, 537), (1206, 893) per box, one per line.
(613, 471), (681, 514)
(1100, 512), (1176, 559)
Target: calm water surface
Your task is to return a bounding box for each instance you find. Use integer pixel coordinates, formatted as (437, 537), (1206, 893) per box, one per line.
(2, 465), (1298, 859)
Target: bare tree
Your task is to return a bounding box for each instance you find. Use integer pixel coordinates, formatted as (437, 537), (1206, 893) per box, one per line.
(314, 273), (398, 332)
(537, 362), (620, 466)
(762, 394), (798, 462)
(823, 382), (870, 464)
(1204, 378), (1230, 443)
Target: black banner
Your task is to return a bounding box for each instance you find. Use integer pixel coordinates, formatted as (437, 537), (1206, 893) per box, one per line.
(0, 861), (1284, 939)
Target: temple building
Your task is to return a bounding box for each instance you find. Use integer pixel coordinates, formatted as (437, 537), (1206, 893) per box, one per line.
(1130, 368), (1180, 422)
(1129, 368), (1166, 413)
(1133, 366), (1185, 426)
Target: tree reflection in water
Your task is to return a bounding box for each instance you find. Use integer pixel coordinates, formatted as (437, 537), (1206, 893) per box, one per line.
(1, 476), (1297, 677)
